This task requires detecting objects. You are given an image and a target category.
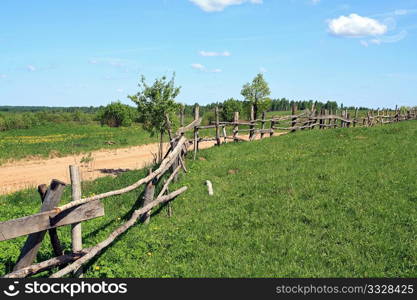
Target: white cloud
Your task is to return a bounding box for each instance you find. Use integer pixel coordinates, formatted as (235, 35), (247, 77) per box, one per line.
(190, 0), (262, 12)
(211, 68), (222, 73)
(191, 63), (206, 70)
(328, 13), (387, 37)
(27, 65), (36, 72)
(199, 50), (231, 57)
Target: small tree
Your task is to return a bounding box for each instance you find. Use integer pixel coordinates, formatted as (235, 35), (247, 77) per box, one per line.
(241, 73), (271, 119)
(221, 98), (243, 122)
(128, 74), (180, 162)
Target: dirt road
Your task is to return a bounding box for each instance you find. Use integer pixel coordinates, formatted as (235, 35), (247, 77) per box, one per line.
(0, 133), (285, 195)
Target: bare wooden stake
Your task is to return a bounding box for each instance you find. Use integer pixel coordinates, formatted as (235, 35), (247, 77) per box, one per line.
(206, 180), (214, 196)
(260, 112), (266, 138)
(249, 105), (255, 140)
(193, 104), (199, 160)
(233, 112), (239, 142)
(291, 104), (297, 132)
(270, 116), (275, 137)
(215, 106), (221, 146)
(69, 165), (83, 278)
(354, 108), (358, 127)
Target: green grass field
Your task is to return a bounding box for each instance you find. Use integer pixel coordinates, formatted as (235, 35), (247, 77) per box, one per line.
(0, 123), (159, 164)
(1, 121), (416, 277)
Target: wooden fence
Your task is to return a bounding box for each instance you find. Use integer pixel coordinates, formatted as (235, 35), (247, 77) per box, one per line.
(0, 121), (197, 278)
(191, 104), (417, 157)
(0, 103), (416, 278)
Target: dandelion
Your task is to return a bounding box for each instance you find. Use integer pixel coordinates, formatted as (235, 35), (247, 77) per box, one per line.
(95, 266), (100, 270)
(147, 252), (152, 256)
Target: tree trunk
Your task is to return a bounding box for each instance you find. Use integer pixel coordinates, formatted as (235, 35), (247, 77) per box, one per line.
(159, 131), (164, 163)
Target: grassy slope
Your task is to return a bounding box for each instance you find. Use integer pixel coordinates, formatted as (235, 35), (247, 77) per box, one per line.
(0, 121), (416, 277)
(0, 123), (158, 164)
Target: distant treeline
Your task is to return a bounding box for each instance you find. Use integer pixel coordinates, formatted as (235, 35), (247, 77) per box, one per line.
(0, 106), (101, 113)
(183, 98), (370, 119)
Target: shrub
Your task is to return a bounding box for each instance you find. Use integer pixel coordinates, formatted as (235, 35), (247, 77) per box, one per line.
(97, 102), (137, 127)
(221, 98), (243, 122)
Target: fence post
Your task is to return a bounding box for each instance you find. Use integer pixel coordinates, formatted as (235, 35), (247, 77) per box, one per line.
(215, 106), (221, 146)
(270, 115), (275, 137)
(69, 165), (83, 278)
(13, 179), (66, 271)
(395, 105), (399, 122)
(193, 104), (199, 160)
(346, 112), (351, 128)
(260, 111), (266, 138)
(319, 108), (324, 129)
(291, 103), (297, 132)
(249, 105), (255, 140)
(233, 112), (239, 142)
(354, 108), (358, 127)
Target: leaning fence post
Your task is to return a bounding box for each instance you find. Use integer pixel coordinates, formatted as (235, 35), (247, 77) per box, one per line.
(69, 165), (83, 278)
(215, 106), (221, 146)
(141, 169), (156, 224)
(233, 111), (239, 142)
(13, 179), (66, 271)
(38, 184), (63, 257)
(193, 104), (199, 160)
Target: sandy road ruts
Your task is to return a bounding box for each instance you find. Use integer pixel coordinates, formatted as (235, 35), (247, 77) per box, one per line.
(0, 133), (286, 195)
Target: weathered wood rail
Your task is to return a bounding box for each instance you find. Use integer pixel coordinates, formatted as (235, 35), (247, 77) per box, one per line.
(1, 103), (416, 278)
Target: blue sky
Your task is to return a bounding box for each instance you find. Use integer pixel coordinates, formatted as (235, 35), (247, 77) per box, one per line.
(1, 0), (416, 108)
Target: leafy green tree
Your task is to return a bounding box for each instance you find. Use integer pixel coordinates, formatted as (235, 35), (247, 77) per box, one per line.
(96, 102), (137, 127)
(241, 73), (271, 119)
(128, 74), (181, 161)
(221, 98), (243, 121)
